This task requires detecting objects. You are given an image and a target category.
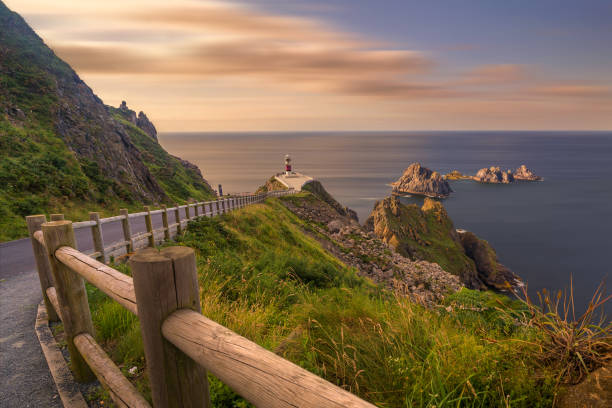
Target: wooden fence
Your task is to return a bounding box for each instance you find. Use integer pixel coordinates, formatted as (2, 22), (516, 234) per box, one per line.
(27, 190), (376, 408)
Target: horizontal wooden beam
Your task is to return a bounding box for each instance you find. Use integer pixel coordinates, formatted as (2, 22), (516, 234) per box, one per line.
(74, 333), (151, 408)
(55, 246), (138, 315)
(162, 309), (376, 408)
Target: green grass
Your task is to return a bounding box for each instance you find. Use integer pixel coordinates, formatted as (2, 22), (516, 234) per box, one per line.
(84, 197), (567, 407)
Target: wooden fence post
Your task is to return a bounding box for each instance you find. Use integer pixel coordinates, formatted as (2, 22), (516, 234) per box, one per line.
(120, 209), (134, 254)
(221, 199), (226, 214)
(89, 212), (105, 263)
(174, 205), (182, 236)
(26, 215), (59, 322)
(144, 206), (155, 247)
(131, 247), (211, 408)
(193, 201), (199, 218)
(185, 203), (191, 220)
(50, 214), (64, 221)
(161, 205), (170, 241)
(42, 220), (95, 382)
(215, 199), (220, 215)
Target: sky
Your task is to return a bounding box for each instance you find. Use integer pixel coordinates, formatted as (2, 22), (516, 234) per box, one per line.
(6, 0), (612, 131)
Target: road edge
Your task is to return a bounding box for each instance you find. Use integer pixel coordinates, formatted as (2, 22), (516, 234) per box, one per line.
(34, 301), (88, 408)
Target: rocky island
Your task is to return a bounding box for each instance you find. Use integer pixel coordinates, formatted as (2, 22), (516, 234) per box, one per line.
(472, 164), (542, 183)
(513, 164), (543, 181)
(391, 162), (453, 198)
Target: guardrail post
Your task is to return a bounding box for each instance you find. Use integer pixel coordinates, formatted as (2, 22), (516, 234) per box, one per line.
(221, 198), (227, 214)
(26, 215), (59, 322)
(215, 199), (220, 215)
(174, 205), (182, 236)
(193, 201), (199, 218)
(185, 202), (191, 220)
(131, 247), (211, 408)
(144, 206), (155, 247)
(161, 205), (170, 241)
(50, 214), (64, 221)
(42, 220), (95, 382)
(89, 212), (106, 263)
(120, 209), (134, 254)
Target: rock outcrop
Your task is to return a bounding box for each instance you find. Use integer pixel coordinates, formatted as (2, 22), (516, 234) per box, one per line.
(365, 196), (520, 291)
(473, 167), (515, 184)
(457, 231), (519, 290)
(116, 101), (158, 141)
(302, 180), (358, 221)
(513, 164), (542, 181)
(365, 196), (483, 288)
(444, 170), (471, 180)
(256, 177), (289, 193)
(473, 165), (541, 183)
(391, 163), (452, 198)
(280, 190), (462, 305)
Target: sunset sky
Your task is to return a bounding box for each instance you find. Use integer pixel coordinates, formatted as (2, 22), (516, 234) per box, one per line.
(6, 0), (612, 131)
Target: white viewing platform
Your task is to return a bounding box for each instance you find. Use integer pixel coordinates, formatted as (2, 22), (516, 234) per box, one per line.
(274, 172), (313, 191)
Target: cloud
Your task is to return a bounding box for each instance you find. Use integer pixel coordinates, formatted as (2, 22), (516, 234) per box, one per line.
(460, 64), (526, 85)
(526, 83), (612, 98)
(50, 2), (438, 97)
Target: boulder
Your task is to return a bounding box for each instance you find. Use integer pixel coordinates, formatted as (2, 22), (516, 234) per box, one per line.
(391, 163), (453, 198)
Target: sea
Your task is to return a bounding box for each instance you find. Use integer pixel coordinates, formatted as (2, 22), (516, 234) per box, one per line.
(159, 131), (612, 314)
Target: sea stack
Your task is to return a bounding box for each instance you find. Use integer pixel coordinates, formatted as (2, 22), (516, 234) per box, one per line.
(513, 164), (542, 181)
(391, 163), (453, 198)
(473, 166), (515, 184)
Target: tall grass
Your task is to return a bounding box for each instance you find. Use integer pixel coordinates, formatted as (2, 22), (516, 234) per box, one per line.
(512, 280), (611, 385)
(85, 197), (607, 407)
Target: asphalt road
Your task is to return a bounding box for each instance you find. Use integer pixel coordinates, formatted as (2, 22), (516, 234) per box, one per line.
(0, 210), (183, 407)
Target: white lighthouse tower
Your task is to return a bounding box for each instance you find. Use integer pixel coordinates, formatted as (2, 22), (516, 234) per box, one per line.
(284, 154), (293, 176)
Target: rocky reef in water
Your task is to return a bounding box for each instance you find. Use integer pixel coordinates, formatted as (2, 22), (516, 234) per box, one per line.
(472, 164), (542, 183)
(391, 163), (453, 198)
(473, 166), (515, 184)
(513, 164), (542, 181)
(364, 196), (520, 290)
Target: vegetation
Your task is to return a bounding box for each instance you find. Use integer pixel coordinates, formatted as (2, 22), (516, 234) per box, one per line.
(0, 3), (215, 241)
(80, 196), (612, 407)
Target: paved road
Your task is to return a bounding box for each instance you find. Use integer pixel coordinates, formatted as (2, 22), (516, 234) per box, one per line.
(0, 211), (180, 407)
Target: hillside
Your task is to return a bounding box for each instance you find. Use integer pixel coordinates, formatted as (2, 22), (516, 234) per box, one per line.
(87, 190), (565, 407)
(0, 2), (214, 241)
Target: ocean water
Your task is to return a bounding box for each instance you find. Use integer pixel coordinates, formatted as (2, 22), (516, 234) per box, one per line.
(159, 131), (612, 313)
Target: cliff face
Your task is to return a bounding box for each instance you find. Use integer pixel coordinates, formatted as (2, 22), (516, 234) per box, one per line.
(364, 196), (520, 290)
(0, 2), (214, 240)
(365, 196), (482, 288)
(302, 180), (359, 221)
(391, 163), (453, 198)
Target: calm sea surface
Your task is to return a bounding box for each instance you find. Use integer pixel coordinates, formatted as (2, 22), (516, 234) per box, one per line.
(159, 131), (612, 313)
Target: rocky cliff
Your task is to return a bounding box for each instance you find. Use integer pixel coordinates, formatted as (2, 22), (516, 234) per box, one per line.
(0, 2), (214, 240)
(391, 163), (453, 198)
(364, 196), (519, 290)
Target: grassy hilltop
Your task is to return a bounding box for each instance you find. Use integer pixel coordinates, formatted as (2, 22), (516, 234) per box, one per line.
(83, 192), (602, 407)
(0, 2), (214, 241)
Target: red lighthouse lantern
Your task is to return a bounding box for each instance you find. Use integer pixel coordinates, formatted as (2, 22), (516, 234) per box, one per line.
(285, 154), (292, 175)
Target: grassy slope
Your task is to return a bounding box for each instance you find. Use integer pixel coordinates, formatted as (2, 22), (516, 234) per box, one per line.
(88, 196), (557, 407)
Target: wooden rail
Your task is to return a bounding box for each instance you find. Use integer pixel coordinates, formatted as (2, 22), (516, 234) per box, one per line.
(24, 189), (374, 407)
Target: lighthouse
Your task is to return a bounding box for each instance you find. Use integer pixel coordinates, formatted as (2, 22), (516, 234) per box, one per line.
(284, 154), (292, 176)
